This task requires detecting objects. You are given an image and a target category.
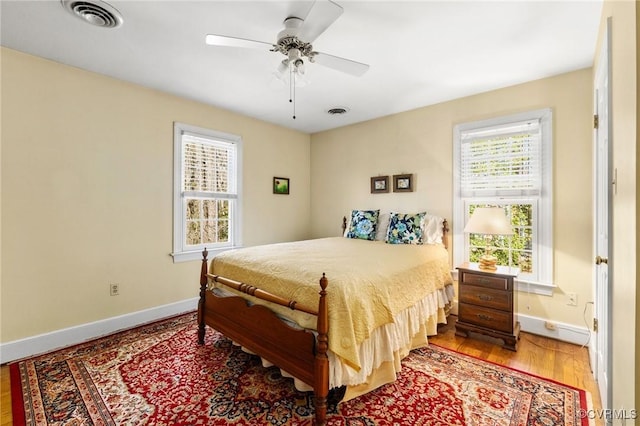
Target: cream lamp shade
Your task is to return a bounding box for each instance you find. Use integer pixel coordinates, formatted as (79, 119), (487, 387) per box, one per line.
(464, 207), (514, 270)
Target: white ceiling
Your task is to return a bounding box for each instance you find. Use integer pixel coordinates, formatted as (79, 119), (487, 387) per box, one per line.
(1, 0), (603, 134)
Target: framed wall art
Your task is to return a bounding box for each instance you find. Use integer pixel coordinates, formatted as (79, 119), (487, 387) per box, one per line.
(393, 174), (413, 192)
(370, 176), (390, 193)
(273, 177), (290, 194)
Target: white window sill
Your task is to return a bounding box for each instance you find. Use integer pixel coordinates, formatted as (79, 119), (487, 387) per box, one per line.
(450, 270), (556, 296)
(514, 278), (556, 296)
(171, 246), (241, 263)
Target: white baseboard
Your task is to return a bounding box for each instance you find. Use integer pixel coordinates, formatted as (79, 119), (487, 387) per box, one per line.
(1, 297), (198, 364)
(3, 298), (591, 364)
(517, 313), (591, 346)
(448, 301), (591, 347)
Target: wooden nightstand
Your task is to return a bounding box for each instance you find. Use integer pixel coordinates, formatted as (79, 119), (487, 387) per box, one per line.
(455, 262), (520, 351)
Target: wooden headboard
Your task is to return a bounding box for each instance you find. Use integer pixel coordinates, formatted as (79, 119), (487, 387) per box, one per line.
(341, 216), (449, 250)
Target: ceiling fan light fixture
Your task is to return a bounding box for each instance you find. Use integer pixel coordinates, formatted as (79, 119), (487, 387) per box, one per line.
(293, 59), (305, 75)
(276, 59), (289, 75)
(271, 59), (309, 87)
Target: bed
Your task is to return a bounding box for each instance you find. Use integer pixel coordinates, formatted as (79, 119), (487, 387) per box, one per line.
(197, 210), (454, 425)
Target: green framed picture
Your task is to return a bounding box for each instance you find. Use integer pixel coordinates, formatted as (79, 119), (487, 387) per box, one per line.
(273, 177), (290, 194)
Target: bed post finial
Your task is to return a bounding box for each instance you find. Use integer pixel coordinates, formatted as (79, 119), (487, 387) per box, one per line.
(442, 219), (450, 250)
(320, 273), (328, 290)
(198, 248), (209, 345)
(315, 273), (329, 425)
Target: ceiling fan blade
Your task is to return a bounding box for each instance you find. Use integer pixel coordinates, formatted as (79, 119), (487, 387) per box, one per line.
(298, 0), (343, 43)
(313, 52), (369, 77)
(205, 34), (273, 50)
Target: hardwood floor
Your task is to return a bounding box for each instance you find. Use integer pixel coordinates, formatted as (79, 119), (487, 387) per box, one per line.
(1, 363), (12, 426)
(0, 315), (603, 425)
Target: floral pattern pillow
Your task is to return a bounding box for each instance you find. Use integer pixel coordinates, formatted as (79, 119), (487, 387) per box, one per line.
(345, 209), (379, 241)
(385, 212), (425, 245)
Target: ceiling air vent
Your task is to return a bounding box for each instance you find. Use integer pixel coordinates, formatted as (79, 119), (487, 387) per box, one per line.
(61, 0), (123, 28)
(327, 107), (350, 115)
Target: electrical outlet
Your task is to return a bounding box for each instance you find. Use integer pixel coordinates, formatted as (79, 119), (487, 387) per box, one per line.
(110, 283), (119, 296)
(544, 321), (557, 331)
(567, 292), (577, 306)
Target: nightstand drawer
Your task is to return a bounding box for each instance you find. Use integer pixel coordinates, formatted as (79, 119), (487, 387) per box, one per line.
(458, 303), (513, 333)
(461, 272), (508, 290)
(458, 285), (511, 311)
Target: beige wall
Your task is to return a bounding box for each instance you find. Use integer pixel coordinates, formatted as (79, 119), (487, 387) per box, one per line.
(0, 48), (311, 342)
(595, 0), (638, 416)
(311, 69), (594, 329)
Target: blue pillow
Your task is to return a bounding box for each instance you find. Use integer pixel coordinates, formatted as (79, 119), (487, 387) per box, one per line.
(345, 210), (380, 241)
(385, 212), (425, 245)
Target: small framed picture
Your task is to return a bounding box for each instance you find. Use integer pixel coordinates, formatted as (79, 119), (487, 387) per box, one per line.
(393, 174), (413, 192)
(370, 176), (389, 193)
(273, 177), (290, 194)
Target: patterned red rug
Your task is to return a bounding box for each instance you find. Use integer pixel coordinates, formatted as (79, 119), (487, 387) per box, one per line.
(10, 312), (591, 425)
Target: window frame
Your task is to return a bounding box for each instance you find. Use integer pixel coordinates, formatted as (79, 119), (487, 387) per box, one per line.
(453, 108), (554, 295)
(172, 122), (243, 263)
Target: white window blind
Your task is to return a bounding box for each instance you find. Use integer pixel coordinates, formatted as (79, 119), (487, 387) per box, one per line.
(182, 133), (237, 199)
(460, 120), (541, 197)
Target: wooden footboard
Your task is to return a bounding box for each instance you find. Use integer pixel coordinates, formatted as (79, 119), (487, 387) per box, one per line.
(198, 248), (330, 425)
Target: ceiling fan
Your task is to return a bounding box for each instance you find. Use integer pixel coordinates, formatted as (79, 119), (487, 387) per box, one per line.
(205, 0), (370, 118)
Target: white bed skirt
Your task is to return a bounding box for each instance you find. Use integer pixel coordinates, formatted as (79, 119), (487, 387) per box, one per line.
(233, 283), (455, 397)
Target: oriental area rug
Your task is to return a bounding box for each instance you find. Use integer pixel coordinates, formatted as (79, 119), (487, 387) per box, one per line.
(10, 312), (592, 425)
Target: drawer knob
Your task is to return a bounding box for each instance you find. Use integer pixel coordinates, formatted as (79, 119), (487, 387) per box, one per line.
(478, 294), (493, 301)
(477, 314), (492, 321)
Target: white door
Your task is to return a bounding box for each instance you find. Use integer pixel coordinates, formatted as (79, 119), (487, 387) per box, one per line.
(592, 18), (611, 413)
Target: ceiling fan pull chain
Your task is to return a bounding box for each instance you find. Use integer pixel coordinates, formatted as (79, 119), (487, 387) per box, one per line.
(290, 65), (296, 119)
(289, 64), (293, 104)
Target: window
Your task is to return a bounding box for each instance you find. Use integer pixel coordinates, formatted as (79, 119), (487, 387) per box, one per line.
(453, 109), (554, 294)
(172, 123), (242, 262)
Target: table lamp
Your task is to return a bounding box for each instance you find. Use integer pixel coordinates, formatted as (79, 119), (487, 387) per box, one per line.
(464, 207), (514, 270)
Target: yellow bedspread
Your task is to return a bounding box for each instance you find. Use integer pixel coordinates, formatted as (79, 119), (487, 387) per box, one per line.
(209, 237), (452, 372)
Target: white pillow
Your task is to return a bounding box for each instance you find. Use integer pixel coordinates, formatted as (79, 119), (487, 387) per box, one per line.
(375, 212), (391, 241)
(422, 213), (444, 245)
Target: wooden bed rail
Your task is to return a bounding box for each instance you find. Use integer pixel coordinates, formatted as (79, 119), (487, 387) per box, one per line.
(206, 273), (320, 316)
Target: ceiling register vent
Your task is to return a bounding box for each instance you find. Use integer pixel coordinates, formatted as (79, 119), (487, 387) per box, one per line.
(61, 0), (123, 28)
(327, 107), (349, 115)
